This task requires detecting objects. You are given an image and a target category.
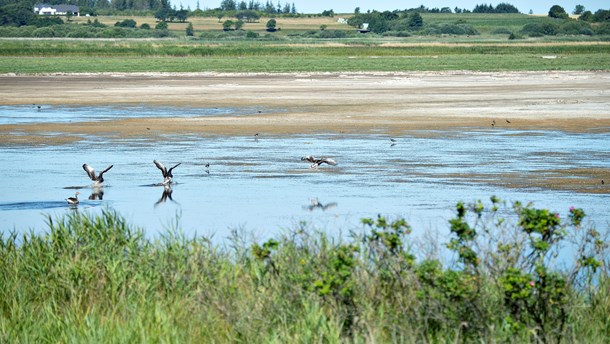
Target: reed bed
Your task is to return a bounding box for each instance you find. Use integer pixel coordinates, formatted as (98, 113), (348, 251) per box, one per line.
(1, 198), (608, 342)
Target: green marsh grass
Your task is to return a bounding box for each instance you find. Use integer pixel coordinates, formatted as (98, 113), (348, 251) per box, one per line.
(1, 39), (609, 72)
(1, 200), (608, 342)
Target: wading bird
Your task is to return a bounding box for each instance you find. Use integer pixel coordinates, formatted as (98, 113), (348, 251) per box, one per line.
(82, 164), (113, 185)
(66, 191), (79, 205)
(154, 160), (181, 185)
(301, 155), (337, 168)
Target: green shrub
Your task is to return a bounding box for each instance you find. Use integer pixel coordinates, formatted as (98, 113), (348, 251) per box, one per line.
(0, 200), (607, 342)
(114, 19), (137, 28)
(32, 26), (55, 37)
(318, 29), (347, 38)
(560, 20), (594, 35)
(521, 21), (559, 36)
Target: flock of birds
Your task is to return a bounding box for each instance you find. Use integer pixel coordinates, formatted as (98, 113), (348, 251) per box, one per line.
(65, 156), (338, 205)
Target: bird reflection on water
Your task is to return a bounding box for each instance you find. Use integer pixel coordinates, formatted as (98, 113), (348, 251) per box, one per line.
(303, 198), (337, 212)
(155, 185), (176, 207)
(88, 188), (104, 200)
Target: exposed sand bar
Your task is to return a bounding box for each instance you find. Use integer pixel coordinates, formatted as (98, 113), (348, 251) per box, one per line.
(1, 71), (609, 193)
(1, 71), (609, 144)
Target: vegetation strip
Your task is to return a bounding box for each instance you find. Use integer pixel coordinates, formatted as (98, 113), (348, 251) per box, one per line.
(1, 199), (608, 342)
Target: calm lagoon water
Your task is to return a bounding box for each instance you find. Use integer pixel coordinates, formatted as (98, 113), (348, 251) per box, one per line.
(1, 105), (609, 244)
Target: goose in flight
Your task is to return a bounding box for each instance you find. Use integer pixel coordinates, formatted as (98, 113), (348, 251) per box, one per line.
(305, 198), (337, 211)
(154, 160), (181, 185)
(66, 191), (79, 205)
(83, 164), (113, 184)
(301, 155), (337, 168)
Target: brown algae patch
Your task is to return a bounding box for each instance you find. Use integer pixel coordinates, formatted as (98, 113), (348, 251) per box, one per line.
(443, 168), (610, 194)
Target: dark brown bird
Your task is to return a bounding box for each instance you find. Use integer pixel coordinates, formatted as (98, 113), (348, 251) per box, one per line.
(301, 155), (337, 168)
(83, 164), (113, 185)
(154, 160), (181, 185)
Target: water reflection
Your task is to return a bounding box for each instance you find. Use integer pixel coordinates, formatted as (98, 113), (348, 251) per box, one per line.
(1, 105), (609, 240)
(89, 187), (104, 200)
(155, 185), (176, 207)
(304, 198), (338, 212)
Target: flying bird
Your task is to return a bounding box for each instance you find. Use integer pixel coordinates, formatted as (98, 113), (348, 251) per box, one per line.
(66, 191), (80, 205)
(154, 160), (181, 185)
(82, 164), (113, 184)
(305, 198), (338, 211)
(301, 155), (337, 168)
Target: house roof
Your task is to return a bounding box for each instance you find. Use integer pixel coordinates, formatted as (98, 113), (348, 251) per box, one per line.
(34, 4), (80, 12)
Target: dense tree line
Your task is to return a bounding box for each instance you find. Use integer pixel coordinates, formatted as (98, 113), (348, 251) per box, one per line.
(218, 0), (296, 15)
(472, 3), (520, 13)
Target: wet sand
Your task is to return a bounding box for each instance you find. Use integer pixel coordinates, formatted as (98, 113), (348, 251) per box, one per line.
(1, 71), (609, 193)
(1, 71), (609, 144)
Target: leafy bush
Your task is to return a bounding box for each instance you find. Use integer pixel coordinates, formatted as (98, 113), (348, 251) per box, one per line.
(0, 200), (608, 342)
(155, 21), (168, 30)
(520, 22), (559, 36)
(595, 23), (610, 35)
(549, 5), (569, 19)
(318, 29), (347, 38)
(32, 26), (55, 37)
(114, 19), (137, 28)
(559, 20), (594, 35)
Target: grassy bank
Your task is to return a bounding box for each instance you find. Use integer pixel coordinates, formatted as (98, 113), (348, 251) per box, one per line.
(1, 198), (608, 342)
(1, 39), (609, 72)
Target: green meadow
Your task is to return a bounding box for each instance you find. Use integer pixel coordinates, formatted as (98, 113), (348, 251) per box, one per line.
(1, 39), (609, 72)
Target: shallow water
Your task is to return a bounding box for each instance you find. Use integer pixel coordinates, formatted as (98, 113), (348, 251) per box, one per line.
(0, 105), (609, 244)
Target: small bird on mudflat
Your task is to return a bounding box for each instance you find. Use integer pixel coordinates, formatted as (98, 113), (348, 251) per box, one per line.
(66, 192), (80, 205)
(82, 164), (113, 185)
(301, 155), (337, 168)
(154, 160), (181, 185)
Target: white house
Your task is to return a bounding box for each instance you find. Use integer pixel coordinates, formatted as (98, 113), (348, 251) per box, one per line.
(34, 4), (80, 16)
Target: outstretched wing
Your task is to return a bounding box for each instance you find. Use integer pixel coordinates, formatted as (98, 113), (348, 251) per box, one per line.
(322, 158), (337, 166)
(154, 160), (168, 177)
(82, 164), (96, 180)
(167, 163), (181, 176)
(98, 165), (113, 178)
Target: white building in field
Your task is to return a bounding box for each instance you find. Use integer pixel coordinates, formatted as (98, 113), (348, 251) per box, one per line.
(34, 4), (80, 16)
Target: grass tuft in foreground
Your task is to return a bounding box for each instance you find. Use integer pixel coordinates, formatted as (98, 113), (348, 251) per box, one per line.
(0, 200), (608, 342)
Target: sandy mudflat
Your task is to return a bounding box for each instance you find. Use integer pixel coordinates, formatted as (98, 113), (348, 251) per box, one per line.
(0, 71), (609, 144)
(1, 71), (609, 193)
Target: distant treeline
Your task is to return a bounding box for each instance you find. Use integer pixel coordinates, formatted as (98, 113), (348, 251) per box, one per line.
(398, 3), (519, 14)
